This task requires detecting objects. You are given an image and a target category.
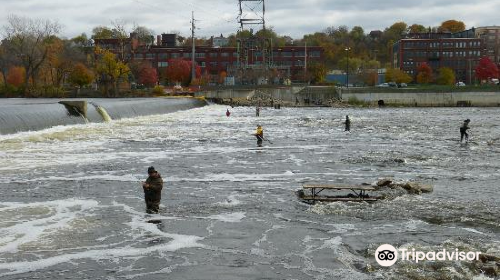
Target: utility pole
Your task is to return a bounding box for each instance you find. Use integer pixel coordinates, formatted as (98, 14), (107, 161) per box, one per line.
(191, 11), (196, 83)
(304, 41), (308, 84)
(345, 47), (351, 89)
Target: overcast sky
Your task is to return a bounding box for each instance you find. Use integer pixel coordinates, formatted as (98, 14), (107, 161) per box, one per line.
(0, 0), (499, 39)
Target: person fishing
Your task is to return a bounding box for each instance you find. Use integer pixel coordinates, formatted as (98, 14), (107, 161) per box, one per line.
(142, 166), (163, 214)
(460, 119), (471, 142)
(226, 109), (231, 117)
(255, 125), (264, 147)
(345, 115), (351, 132)
(256, 106), (260, 117)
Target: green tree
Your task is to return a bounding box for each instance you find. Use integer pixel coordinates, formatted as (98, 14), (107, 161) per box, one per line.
(408, 24), (427, 33)
(92, 26), (114, 39)
(337, 57), (363, 74)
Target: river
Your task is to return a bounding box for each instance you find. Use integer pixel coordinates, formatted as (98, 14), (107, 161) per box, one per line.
(0, 104), (499, 279)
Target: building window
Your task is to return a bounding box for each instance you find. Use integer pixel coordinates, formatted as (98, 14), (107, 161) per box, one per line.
(200, 62), (206, 67)
(310, 51), (321, 57)
(171, 53), (179, 58)
(159, 53), (167, 60)
(209, 62), (218, 67)
(146, 53), (155, 59)
(209, 53), (218, 58)
(221, 52), (230, 57)
(295, 51), (305, 57)
(196, 53), (206, 58)
(282, 52), (292, 57)
(158, 62), (169, 67)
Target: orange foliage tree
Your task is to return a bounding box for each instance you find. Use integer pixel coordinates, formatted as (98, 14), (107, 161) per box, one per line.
(438, 20), (466, 33)
(6, 66), (26, 87)
(68, 63), (94, 88)
(416, 63), (433, 84)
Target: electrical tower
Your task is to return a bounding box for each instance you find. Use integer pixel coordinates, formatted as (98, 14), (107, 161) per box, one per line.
(234, 0), (278, 85)
(237, 0), (265, 31)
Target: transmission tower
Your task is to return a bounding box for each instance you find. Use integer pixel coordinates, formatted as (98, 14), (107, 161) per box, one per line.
(234, 0), (276, 85)
(237, 0), (265, 31)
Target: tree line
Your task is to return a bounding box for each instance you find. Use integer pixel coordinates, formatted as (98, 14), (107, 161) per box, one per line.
(1, 15), (497, 98)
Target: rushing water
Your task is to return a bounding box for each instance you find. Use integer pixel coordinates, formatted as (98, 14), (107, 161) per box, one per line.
(0, 105), (499, 280)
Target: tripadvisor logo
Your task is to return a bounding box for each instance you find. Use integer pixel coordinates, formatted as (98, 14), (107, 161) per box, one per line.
(375, 244), (481, 267)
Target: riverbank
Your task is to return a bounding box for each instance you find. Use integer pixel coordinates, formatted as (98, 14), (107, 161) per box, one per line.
(199, 86), (500, 107)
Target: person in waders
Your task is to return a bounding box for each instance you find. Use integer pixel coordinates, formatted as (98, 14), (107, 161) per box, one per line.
(255, 125), (264, 147)
(226, 109), (231, 117)
(460, 119), (470, 142)
(142, 166), (163, 214)
(345, 115), (351, 132)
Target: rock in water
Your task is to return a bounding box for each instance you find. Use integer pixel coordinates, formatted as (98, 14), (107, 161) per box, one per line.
(402, 182), (434, 194)
(377, 178), (393, 187)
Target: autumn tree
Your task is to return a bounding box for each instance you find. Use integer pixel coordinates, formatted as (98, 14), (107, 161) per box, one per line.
(416, 63), (433, 84)
(386, 68), (412, 84)
(138, 64), (158, 87)
(6, 66), (26, 87)
(436, 67), (456, 85)
(95, 48), (130, 97)
(68, 63), (94, 88)
(2, 15), (61, 94)
(475, 57), (499, 82)
(308, 63), (328, 84)
(40, 37), (86, 88)
(0, 44), (12, 88)
(164, 58), (200, 86)
(218, 71), (227, 85)
(408, 24), (427, 33)
(438, 20), (466, 33)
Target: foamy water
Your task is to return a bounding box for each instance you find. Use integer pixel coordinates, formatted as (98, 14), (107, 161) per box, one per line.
(0, 105), (499, 279)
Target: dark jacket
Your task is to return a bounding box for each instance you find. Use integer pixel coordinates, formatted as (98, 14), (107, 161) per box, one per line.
(144, 173), (163, 202)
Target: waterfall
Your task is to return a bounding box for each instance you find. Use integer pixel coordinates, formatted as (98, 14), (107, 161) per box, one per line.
(96, 106), (112, 122)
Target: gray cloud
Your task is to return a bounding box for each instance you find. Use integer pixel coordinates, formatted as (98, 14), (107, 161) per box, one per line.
(0, 0), (498, 39)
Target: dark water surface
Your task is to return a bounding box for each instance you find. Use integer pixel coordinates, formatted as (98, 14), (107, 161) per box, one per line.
(0, 105), (499, 279)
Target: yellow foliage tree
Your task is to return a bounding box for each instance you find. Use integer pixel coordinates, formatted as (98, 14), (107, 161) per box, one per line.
(95, 49), (130, 97)
(436, 67), (456, 85)
(386, 68), (412, 84)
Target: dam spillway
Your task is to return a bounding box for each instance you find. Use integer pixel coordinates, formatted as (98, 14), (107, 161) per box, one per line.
(0, 98), (207, 135)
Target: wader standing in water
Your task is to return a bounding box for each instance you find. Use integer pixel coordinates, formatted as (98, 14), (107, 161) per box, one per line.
(255, 125), (264, 147)
(256, 106), (260, 117)
(142, 166), (163, 214)
(345, 115), (351, 132)
(460, 119), (470, 142)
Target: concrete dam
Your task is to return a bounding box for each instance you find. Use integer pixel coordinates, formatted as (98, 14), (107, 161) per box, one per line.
(0, 98), (207, 135)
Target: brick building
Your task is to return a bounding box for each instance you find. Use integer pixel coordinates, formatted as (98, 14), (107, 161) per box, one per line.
(95, 33), (324, 84)
(475, 26), (500, 65)
(393, 32), (484, 84)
